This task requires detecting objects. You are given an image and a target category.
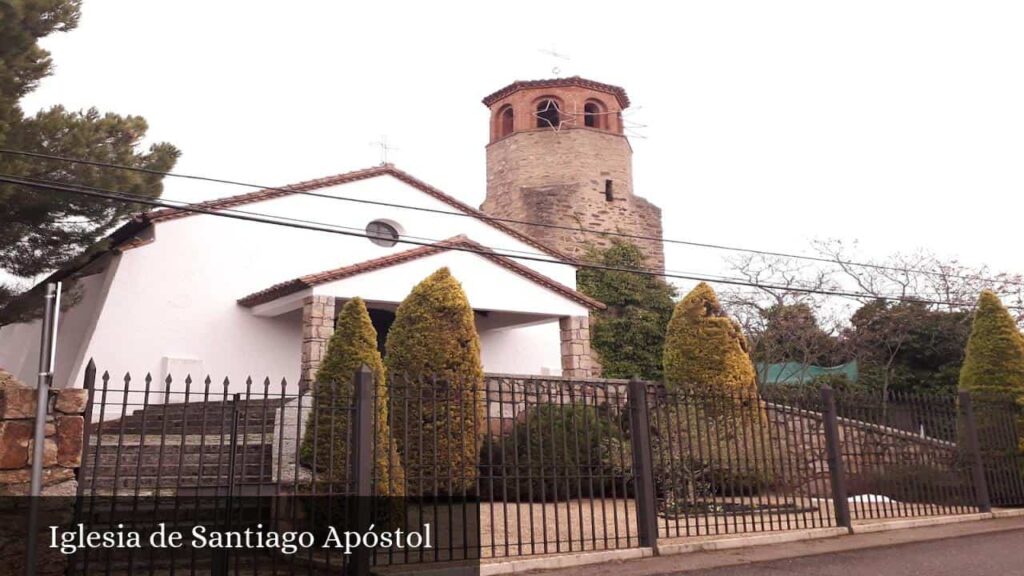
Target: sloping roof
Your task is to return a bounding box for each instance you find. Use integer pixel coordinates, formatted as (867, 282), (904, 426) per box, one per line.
(140, 164), (574, 263)
(237, 235), (605, 310)
(482, 76), (631, 108)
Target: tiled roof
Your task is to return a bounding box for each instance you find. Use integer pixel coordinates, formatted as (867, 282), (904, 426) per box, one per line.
(482, 76), (631, 108)
(237, 235), (605, 310)
(139, 164), (574, 263)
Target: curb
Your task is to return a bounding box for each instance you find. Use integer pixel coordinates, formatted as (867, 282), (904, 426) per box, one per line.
(658, 527), (848, 556)
(476, 508), (1024, 575)
(850, 512), (991, 534)
(480, 547), (654, 576)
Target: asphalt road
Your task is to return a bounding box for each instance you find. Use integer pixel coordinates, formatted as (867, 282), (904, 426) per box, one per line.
(682, 528), (1024, 575)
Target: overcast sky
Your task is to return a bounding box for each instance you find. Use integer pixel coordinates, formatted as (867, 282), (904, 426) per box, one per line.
(20, 1), (1024, 301)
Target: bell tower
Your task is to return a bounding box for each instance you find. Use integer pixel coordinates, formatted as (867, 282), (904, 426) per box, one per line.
(480, 76), (664, 271)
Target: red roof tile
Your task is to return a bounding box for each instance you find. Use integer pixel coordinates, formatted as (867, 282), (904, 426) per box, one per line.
(237, 236), (604, 310)
(482, 76), (631, 108)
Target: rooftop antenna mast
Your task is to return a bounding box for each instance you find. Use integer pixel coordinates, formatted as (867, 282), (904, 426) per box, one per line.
(538, 46), (571, 77)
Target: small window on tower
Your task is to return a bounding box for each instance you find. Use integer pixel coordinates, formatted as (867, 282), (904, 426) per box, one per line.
(605, 180), (614, 201)
(536, 99), (560, 129)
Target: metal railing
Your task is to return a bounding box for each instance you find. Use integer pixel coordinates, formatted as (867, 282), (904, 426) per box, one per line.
(59, 362), (1024, 573)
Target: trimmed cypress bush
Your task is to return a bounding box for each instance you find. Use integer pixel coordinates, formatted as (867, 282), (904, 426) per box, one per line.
(959, 290), (1024, 473)
(300, 297), (405, 496)
(659, 283), (773, 497)
(663, 283), (758, 396)
(959, 290), (1024, 397)
(385, 268), (485, 496)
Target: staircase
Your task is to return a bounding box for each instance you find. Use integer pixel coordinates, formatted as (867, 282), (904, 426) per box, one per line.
(80, 399), (287, 496)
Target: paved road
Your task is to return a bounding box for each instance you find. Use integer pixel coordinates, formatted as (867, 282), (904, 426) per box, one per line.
(683, 528), (1024, 575)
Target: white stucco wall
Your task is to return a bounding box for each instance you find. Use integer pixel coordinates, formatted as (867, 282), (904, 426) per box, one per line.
(0, 172), (586, 394)
(0, 256), (116, 388)
(479, 321), (562, 376)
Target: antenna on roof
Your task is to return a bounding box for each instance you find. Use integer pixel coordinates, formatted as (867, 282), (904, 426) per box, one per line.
(370, 135), (398, 165)
(538, 46), (571, 77)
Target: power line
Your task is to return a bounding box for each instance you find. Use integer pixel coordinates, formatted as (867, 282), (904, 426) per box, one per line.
(2, 147), (1020, 289)
(0, 172), (1005, 310)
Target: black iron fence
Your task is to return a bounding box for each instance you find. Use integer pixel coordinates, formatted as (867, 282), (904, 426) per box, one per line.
(64, 362), (1024, 573)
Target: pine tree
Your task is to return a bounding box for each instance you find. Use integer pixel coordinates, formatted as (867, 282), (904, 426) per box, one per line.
(577, 240), (676, 380)
(0, 1), (179, 321)
(385, 268), (484, 496)
(301, 297), (405, 496)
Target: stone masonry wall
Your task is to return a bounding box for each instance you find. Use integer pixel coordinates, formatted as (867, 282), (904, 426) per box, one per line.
(300, 295), (336, 392)
(483, 127), (665, 271)
(0, 370), (88, 576)
(767, 403), (961, 498)
(0, 372), (87, 495)
(483, 373), (628, 436)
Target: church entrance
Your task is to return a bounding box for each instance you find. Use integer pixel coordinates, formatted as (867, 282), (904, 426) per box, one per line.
(367, 307), (395, 355)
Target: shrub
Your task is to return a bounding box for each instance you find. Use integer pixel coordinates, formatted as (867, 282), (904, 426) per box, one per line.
(385, 268), (485, 496)
(959, 290), (1024, 472)
(663, 283), (758, 397)
(650, 396), (774, 511)
(480, 404), (629, 502)
(959, 290), (1024, 397)
(299, 297), (405, 496)
(660, 283), (773, 495)
(577, 240), (677, 380)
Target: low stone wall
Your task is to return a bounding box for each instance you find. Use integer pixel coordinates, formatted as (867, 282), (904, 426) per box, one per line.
(767, 403), (960, 498)
(0, 375), (87, 495)
(0, 371), (88, 575)
(484, 373), (628, 435)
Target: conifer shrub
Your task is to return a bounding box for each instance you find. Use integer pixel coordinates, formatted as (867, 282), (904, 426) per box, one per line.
(385, 268), (485, 496)
(299, 297), (405, 496)
(663, 283), (759, 396)
(658, 283), (774, 497)
(958, 290), (1024, 479)
(479, 404), (629, 502)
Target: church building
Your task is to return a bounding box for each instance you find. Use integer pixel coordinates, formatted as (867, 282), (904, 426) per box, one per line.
(0, 77), (663, 396)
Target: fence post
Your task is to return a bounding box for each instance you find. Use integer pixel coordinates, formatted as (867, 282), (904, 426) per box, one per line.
(820, 386), (852, 530)
(958, 391), (992, 513)
(627, 379), (658, 553)
(350, 365), (374, 576)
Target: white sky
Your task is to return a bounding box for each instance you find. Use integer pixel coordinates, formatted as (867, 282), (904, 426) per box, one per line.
(18, 0), (1024, 299)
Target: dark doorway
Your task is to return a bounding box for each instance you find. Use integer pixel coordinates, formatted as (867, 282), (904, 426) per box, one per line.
(368, 308), (396, 354)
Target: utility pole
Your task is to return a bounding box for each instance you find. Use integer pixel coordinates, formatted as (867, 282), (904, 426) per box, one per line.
(25, 282), (61, 576)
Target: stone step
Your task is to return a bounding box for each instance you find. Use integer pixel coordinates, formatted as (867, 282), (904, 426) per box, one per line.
(81, 474), (272, 490)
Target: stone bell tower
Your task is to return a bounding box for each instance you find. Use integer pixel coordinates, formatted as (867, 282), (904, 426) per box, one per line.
(480, 76), (664, 270)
